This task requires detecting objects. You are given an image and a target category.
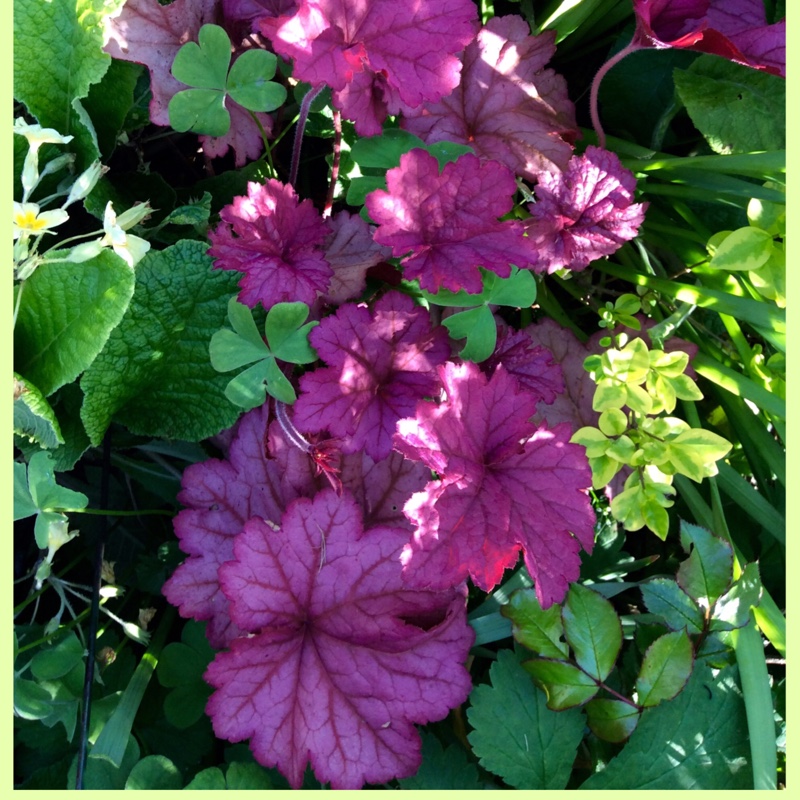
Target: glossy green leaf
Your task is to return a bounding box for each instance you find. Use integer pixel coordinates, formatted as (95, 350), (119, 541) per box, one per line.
(502, 588), (568, 659)
(640, 578), (704, 635)
(172, 24), (230, 90)
(635, 629), (693, 707)
(523, 658), (599, 709)
(562, 583), (622, 681)
(711, 562), (762, 631)
(442, 304), (496, 363)
(677, 521), (734, 606)
(598, 408), (628, 436)
(467, 651), (585, 788)
(585, 698), (640, 743)
(125, 755), (182, 790)
(15, 252), (135, 397)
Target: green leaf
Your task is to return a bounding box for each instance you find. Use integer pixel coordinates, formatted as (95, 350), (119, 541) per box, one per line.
(14, 0), (118, 168)
(14, 462), (38, 520)
(80, 240), (241, 444)
(226, 50), (286, 112)
(711, 562), (762, 631)
(210, 328), (270, 372)
(163, 682), (211, 730)
(581, 665), (752, 789)
(523, 658), (599, 709)
(168, 89), (230, 137)
(68, 735), (141, 790)
(172, 24), (230, 90)
(467, 651), (585, 789)
(424, 140), (475, 169)
(635, 630), (693, 707)
(640, 578), (704, 635)
(157, 643), (209, 688)
(264, 302), (319, 363)
(223, 359), (276, 409)
(562, 583), (622, 682)
(349, 129), (425, 169)
(502, 588), (569, 659)
(30, 632), (85, 681)
(125, 755), (182, 790)
(184, 767), (226, 790)
(14, 677), (54, 720)
(420, 266), (535, 308)
(585, 698), (640, 743)
(677, 521), (734, 606)
(227, 296), (266, 347)
(15, 252), (135, 397)
(442, 304), (496, 363)
(225, 762), (275, 790)
(14, 374), (64, 449)
(398, 732), (480, 789)
(667, 428), (732, 482)
(674, 56), (785, 155)
(709, 227), (774, 271)
(27, 451), (89, 512)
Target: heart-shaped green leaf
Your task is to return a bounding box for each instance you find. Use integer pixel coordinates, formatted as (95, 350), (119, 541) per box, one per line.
(442, 305), (496, 362)
(172, 24), (230, 90)
(168, 89), (230, 137)
(226, 50), (286, 112)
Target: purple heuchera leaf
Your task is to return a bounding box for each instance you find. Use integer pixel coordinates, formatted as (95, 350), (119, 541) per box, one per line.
(208, 179), (332, 309)
(293, 291), (449, 461)
(224, 0), (298, 27)
(483, 319), (565, 407)
(394, 361), (595, 605)
(402, 15), (578, 181)
(366, 150), (539, 293)
(205, 489), (474, 789)
(632, 0), (785, 77)
(103, 0), (275, 166)
(259, 0), (477, 135)
(525, 146), (647, 273)
(163, 406), (428, 646)
(321, 211), (390, 305)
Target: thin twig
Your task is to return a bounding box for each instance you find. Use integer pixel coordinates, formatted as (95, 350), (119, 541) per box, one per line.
(289, 85), (324, 188)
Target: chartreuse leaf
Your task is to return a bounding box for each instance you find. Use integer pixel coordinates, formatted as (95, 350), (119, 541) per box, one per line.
(14, 374), (64, 450)
(585, 698), (640, 743)
(210, 299), (318, 409)
(676, 521), (734, 607)
(709, 227), (774, 271)
(398, 732), (480, 789)
(501, 588), (568, 659)
(635, 630), (693, 707)
(467, 650), (584, 789)
(125, 756), (182, 790)
(80, 240), (241, 444)
(640, 578), (704, 635)
(15, 252), (135, 397)
(581, 665), (752, 789)
(523, 659), (599, 709)
(711, 562), (762, 631)
(562, 583), (622, 682)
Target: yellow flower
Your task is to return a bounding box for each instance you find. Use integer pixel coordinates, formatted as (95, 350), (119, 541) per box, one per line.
(13, 202), (69, 240)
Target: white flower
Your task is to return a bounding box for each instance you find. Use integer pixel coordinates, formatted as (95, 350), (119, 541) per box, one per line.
(13, 118), (73, 151)
(13, 202), (69, 240)
(100, 201), (150, 267)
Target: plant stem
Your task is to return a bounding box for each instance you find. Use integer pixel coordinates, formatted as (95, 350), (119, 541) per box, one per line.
(323, 108), (343, 218)
(66, 507), (174, 517)
(250, 111), (276, 179)
(589, 40), (642, 149)
(289, 85), (324, 188)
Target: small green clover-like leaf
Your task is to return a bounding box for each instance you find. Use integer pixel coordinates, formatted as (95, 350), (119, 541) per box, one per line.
(708, 226), (774, 271)
(640, 578), (704, 635)
(441, 304), (496, 363)
(420, 266), (535, 308)
(226, 49), (286, 112)
(264, 302), (318, 364)
(585, 698), (640, 743)
(710, 562), (762, 631)
(562, 583), (622, 682)
(172, 24), (231, 89)
(350, 129), (426, 169)
(523, 659), (599, 710)
(677, 522), (734, 607)
(168, 89), (229, 137)
(635, 630), (693, 707)
(502, 588), (568, 659)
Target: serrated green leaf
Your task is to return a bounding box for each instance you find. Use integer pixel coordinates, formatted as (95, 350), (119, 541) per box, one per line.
(562, 583), (622, 681)
(442, 304), (496, 362)
(467, 651), (585, 788)
(80, 240), (241, 444)
(30, 632), (85, 681)
(14, 374), (64, 449)
(674, 56), (785, 155)
(125, 755), (182, 790)
(172, 24), (230, 90)
(581, 665), (752, 789)
(677, 521), (734, 606)
(711, 562), (762, 631)
(709, 227), (774, 271)
(636, 630), (693, 707)
(168, 88), (230, 137)
(227, 50), (286, 112)
(502, 588), (568, 659)
(585, 698), (640, 743)
(523, 658), (599, 709)
(15, 252), (135, 397)
(398, 732), (480, 789)
(640, 578), (704, 634)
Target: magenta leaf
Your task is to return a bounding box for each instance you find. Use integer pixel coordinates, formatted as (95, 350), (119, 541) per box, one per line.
(394, 362), (595, 604)
(205, 489), (474, 789)
(293, 291), (449, 461)
(259, 0), (477, 134)
(402, 15), (578, 181)
(104, 0), (275, 165)
(208, 179), (332, 310)
(524, 146), (647, 273)
(321, 211), (390, 305)
(366, 150), (539, 293)
(632, 0), (785, 77)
